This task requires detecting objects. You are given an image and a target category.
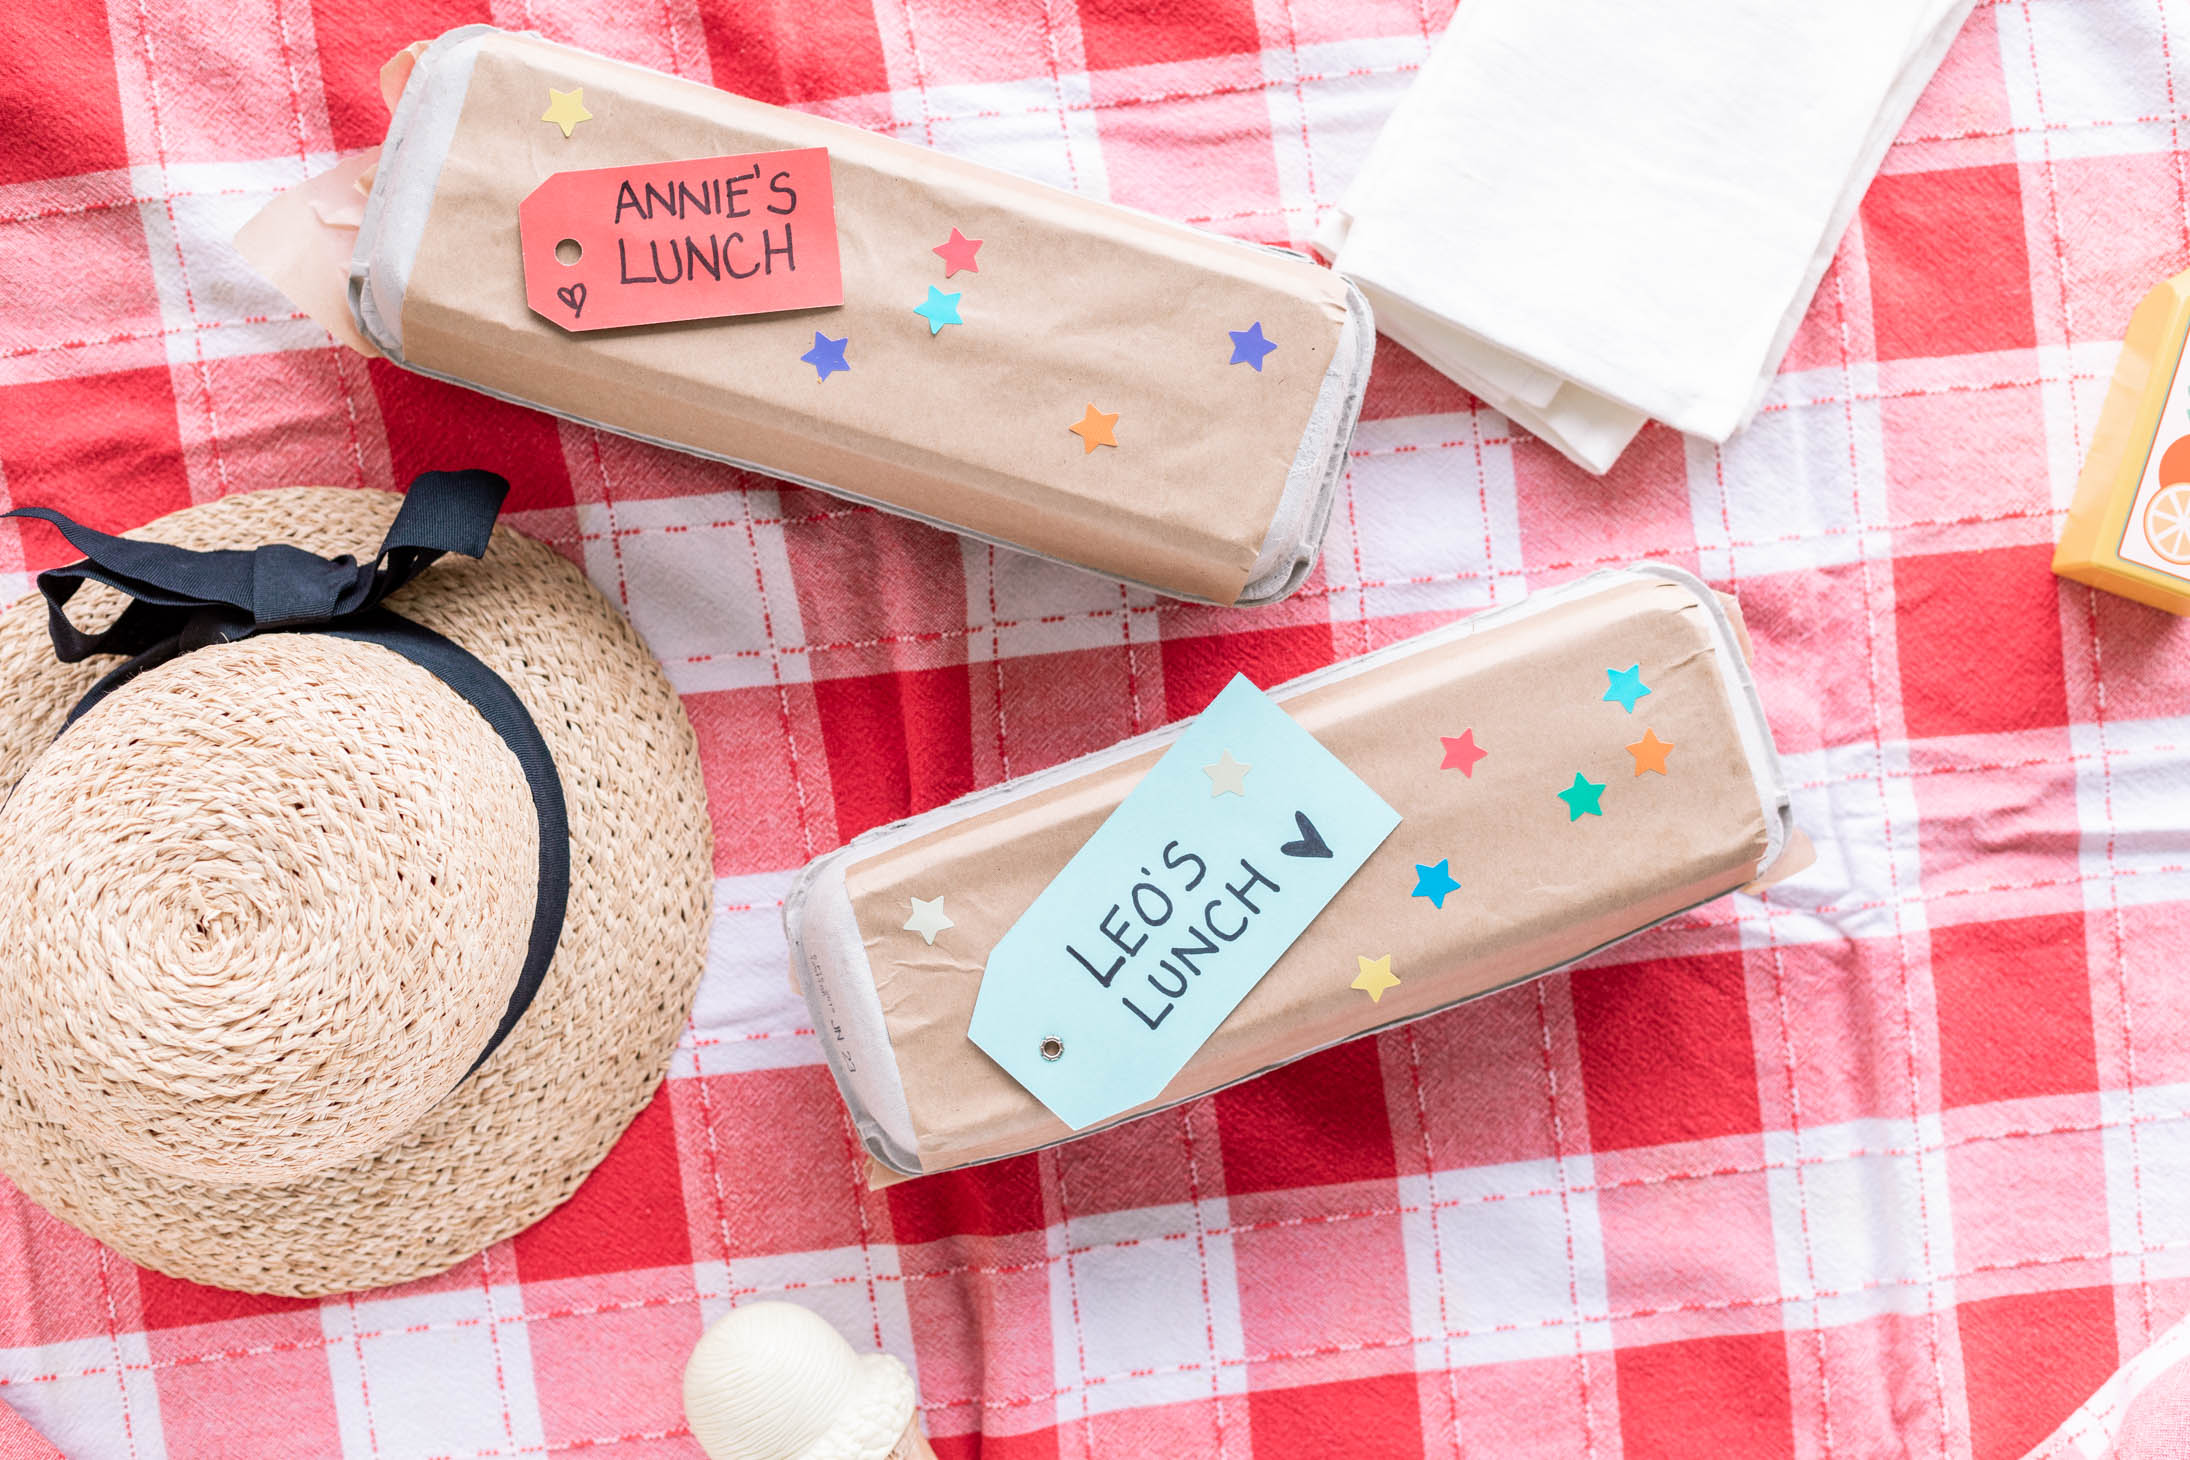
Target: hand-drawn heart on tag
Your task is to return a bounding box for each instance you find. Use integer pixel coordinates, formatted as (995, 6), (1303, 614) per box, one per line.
(556, 283), (587, 319)
(1278, 810), (1333, 859)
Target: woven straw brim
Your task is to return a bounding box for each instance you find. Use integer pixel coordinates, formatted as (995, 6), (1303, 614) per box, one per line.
(0, 488), (714, 1296)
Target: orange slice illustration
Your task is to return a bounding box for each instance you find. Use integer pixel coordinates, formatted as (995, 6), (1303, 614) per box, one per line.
(2146, 480), (2190, 564)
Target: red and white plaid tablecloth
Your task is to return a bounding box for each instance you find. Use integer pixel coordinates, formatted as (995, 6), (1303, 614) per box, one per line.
(4, 0), (2190, 1455)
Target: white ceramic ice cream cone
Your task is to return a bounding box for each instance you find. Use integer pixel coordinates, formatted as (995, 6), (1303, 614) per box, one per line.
(684, 1302), (933, 1460)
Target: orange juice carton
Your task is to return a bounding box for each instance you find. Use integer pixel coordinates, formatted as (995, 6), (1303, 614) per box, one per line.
(2055, 267), (2190, 613)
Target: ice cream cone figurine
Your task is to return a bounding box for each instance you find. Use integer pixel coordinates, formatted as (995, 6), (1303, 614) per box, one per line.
(683, 1302), (936, 1460)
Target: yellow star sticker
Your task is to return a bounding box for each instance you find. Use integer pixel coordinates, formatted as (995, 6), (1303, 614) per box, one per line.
(1068, 403), (1119, 454)
(541, 87), (593, 138)
(1626, 728), (1675, 776)
(1351, 954), (1400, 1003)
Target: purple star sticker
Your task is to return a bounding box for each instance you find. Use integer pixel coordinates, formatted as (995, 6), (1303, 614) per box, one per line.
(801, 331), (849, 381)
(1229, 322), (1277, 371)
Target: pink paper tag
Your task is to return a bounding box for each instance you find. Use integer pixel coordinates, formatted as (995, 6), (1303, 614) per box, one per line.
(518, 148), (842, 332)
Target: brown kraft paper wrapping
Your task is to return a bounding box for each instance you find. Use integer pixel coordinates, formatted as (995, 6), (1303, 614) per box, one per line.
(839, 574), (1777, 1174)
(391, 31), (1353, 604)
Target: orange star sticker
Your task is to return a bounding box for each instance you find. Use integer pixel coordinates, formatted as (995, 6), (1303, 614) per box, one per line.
(1626, 728), (1674, 776)
(1069, 404), (1119, 454)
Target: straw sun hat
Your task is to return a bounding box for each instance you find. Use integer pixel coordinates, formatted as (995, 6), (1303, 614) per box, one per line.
(0, 476), (713, 1296)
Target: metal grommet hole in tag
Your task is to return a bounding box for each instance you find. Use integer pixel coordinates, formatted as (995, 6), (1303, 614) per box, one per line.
(1039, 1036), (1064, 1062)
(554, 238), (583, 266)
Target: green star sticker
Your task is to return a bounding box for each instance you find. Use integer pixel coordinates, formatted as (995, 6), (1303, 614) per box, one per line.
(1558, 772), (1605, 821)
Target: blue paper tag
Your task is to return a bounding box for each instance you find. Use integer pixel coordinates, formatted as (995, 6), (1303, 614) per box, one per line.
(968, 674), (1401, 1130)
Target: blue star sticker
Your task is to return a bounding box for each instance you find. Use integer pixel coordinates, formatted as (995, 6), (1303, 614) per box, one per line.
(913, 286), (963, 335)
(1229, 321), (1277, 371)
(800, 331), (849, 380)
(1602, 663), (1652, 713)
(1411, 858), (1460, 909)
(1558, 773), (1606, 821)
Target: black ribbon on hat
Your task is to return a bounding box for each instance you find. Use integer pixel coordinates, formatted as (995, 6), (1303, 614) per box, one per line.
(3, 470), (568, 1078)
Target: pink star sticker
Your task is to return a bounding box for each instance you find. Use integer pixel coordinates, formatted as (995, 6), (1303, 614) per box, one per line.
(1440, 730), (1488, 777)
(933, 226), (982, 278)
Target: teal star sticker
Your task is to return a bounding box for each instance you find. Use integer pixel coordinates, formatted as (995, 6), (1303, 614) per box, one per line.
(1411, 858), (1460, 909)
(913, 286), (963, 335)
(1558, 773), (1606, 821)
(1602, 663), (1652, 713)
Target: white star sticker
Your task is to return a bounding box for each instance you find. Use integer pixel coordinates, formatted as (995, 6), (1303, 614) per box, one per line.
(1203, 749), (1251, 797)
(902, 895), (954, 945)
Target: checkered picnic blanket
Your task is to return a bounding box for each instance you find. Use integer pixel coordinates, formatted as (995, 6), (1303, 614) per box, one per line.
(3, 0), (2189, 1456)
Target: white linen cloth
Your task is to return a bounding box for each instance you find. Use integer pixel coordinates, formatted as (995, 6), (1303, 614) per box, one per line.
(1316, 0), (1976, 474)
(2028, 1308), (2190, 1459)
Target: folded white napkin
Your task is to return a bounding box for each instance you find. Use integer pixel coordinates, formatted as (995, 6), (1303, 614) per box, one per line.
(1317, 0), (1975, 474)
